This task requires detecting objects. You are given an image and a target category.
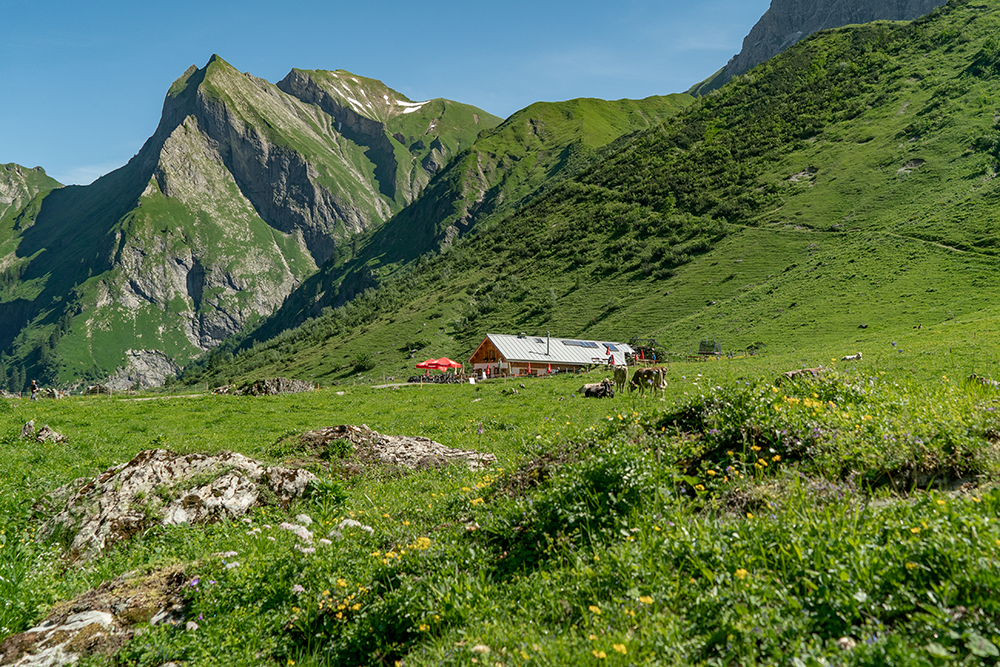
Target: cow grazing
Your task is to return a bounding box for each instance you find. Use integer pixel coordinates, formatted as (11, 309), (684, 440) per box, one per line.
(580, 378), (615, 398)
(613, 366), (629, 393)
(630, 368), (665, 396)
(841, 352), (863, 361)
(968, 373), (1000, 389)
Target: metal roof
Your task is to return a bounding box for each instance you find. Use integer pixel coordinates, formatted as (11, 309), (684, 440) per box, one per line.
(479, 333), (634, 366)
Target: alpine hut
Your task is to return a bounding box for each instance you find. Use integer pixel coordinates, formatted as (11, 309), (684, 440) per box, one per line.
(468, 333), (634, 377)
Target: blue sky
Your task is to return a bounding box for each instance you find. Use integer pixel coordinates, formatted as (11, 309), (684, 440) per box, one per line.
(1, 0), (772, 185)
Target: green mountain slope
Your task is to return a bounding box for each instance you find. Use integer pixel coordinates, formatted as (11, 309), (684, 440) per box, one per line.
(242, 94), (694, 344)
(187, 0), (1000, 386)
(688, 0), (947, 95)
(0, 164), (60, 230)
(0, 56), (497, 390)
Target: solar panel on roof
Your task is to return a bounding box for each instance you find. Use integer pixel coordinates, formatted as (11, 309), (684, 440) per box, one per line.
(562, 340), (599, 348)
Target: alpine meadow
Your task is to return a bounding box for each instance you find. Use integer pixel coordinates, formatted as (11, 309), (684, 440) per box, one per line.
(7, 1), (1000, 665)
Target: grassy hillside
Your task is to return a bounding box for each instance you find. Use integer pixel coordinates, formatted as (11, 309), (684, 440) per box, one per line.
(5, 341), (1000, 664)
(240, 94), (694, 346)
(190, 0), (1000, 389)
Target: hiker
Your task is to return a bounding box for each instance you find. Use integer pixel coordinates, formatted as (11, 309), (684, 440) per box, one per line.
(30, 379), (38, 401)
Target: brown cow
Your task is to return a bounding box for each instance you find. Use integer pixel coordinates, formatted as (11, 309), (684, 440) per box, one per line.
(630, 368), (665, 396)
(579, 378), (615, 398)
(613, 366), (629, 394)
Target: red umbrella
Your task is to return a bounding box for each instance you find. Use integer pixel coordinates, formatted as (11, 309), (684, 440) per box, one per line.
(432, 357), (463, 369)
(416, 359), (439, 369)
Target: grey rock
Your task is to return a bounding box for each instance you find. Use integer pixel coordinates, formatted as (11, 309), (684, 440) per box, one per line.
(0, 566), (188, 666)
(35, 426), (66, 444)
(299, 424), (497, 471)
(233, 377), (315, 396)
(37, 449), (317, 560)
(106, 350), (182, 390)
(19, 420), (34, 440)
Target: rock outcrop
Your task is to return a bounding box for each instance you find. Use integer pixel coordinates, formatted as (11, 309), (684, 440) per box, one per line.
(0, 163), (60, 226)
(37, 449), (317, 560)
(106, 350), (182, 390)
(297, 424), (497, 471)
(693, 0), (947, 94)
(0, 566), (190, 667)
(233, 377), (315, 396)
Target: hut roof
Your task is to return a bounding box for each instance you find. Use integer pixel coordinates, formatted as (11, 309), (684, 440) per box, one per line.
(471, 333), (634, 366)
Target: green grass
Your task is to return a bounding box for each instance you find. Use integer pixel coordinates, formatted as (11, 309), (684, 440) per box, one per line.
(4, 337), (1000, 664)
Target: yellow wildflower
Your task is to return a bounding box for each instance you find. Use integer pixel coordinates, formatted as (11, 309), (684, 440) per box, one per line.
(735, 568), (749, 580)
(613, 644), (627, 655)
(589, 605), (601, 615)
(638, 596), (654, 604)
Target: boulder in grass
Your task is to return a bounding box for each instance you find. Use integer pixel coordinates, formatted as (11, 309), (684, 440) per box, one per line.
(18, 421), (66, 443)
(35, 425), (66, 443)
(234, 378), (314, 396)
(0, 566), (189, 666)
(36, 449), (317, 560)
(296, 424), (497, 472)
(775, 367), (826, 386)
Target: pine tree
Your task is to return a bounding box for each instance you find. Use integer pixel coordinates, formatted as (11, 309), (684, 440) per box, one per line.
(12, 365), (26, 394)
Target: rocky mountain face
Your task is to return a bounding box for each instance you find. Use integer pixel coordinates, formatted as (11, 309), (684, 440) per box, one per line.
(691, 0), (947, 94)
(0, 164), (60, 228)
(0, 56), (498, 387)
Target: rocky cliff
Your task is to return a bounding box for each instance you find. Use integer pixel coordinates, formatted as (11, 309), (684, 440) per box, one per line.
(691, 0), (947, 94)
(0, 164), (60, 220)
